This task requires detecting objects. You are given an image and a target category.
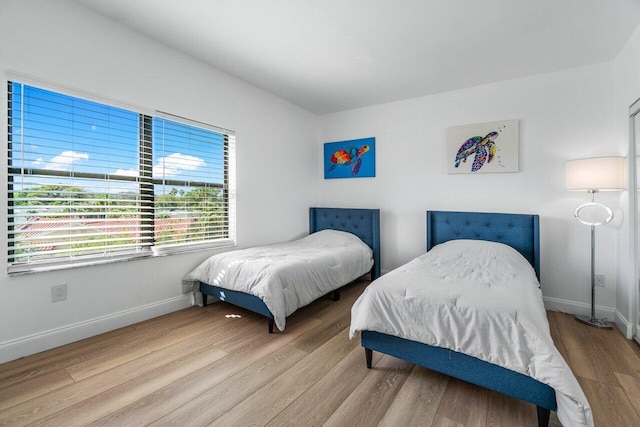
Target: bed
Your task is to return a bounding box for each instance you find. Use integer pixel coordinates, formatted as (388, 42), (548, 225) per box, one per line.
(350, 211), (593, 427)
(183, 207), (380, 333)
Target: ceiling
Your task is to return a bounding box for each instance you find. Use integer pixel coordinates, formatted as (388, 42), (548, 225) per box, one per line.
(74, 0), (640, 115)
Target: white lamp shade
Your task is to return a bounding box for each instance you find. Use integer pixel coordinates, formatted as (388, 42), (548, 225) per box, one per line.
(565, 156), (625, 191)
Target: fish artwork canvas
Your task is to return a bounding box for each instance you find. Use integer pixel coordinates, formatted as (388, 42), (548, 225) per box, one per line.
(447, 120), (519, 173)
(324, 137), (376, 179)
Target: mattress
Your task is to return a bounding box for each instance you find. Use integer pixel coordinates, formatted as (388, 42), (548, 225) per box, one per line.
(183, 229), (373, 330)
(349, 239), (593, 426)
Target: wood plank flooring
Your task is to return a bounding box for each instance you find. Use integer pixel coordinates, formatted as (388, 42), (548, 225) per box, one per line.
(1, 278), (639, 426)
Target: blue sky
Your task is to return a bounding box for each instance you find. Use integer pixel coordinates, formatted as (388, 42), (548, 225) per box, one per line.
(10, 83), (225, 193)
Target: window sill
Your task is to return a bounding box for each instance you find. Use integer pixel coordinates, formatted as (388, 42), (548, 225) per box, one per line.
(8, 239), (237, 276)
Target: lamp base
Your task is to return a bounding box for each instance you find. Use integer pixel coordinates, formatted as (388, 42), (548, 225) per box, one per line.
(575, 314), (613, 329)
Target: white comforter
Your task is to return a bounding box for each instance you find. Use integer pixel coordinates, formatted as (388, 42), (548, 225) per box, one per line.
(183, 229), (373, 331)
(350, 240), (593, 427)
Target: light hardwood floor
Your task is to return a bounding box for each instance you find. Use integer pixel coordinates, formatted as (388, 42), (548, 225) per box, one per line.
(1, 279), (639, 426)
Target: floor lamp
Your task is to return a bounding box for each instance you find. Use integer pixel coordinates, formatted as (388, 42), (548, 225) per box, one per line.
(566, 156), (625, 329)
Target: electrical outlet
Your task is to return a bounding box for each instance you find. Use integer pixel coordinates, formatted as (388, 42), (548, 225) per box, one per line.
(52, 284), (67, 302)
(595, 274), (606, 287)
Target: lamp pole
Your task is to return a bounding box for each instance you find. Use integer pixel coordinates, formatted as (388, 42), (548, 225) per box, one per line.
(575, 189), (613, 329)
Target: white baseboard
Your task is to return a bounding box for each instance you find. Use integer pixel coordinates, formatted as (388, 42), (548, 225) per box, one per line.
(614, 309), (634, 339)
(542, 296), (615, 319)
(0, 294), (192, 364)
(543, 296), (633, 338)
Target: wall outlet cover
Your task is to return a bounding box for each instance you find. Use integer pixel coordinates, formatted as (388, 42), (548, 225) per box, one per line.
(52, 284), (67, 302)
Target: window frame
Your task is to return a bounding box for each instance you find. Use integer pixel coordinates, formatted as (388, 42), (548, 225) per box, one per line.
(6, 79), (236, 274)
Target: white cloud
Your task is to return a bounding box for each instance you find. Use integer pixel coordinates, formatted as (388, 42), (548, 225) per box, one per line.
(153, 153), (206, 177)
(43, 150), (89, 171)
(114, 169), (139, 177)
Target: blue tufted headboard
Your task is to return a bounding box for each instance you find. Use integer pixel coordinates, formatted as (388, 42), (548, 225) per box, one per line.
(309, 207), (381, 279)
(426, 211), (540, 280)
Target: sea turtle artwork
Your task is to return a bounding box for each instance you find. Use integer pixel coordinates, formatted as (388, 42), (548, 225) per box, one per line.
(447, 120), (517, 174)
(328, 144), (370, 175)
(454, 131), (499, 172)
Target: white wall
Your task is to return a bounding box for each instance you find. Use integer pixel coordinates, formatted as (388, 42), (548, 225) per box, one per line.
(614, 24), (640, 336)
(0, 0), (318, 363)
(318, 63), (624, 320)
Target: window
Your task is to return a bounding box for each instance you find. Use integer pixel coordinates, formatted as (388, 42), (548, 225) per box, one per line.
(7, 81), (235, 273)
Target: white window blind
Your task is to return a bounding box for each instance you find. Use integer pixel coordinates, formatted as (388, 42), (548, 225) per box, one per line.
(152, 115), (235, 252)
(7, 81), (235, 273)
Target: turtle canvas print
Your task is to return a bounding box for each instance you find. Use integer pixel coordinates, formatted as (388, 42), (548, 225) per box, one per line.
(447, 120), (519, 173)
(324, 137), (376, 179)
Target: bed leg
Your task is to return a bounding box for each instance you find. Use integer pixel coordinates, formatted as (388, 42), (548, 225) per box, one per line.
(268, 317), (274, 334)
(365, 348), (372, 368)
(202, 293), (207, 307)
(536, 406), (550, 427)
(332, 290), (340, 301)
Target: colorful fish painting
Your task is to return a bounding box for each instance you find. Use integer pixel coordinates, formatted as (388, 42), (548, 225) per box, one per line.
(454, 131), (498, 172)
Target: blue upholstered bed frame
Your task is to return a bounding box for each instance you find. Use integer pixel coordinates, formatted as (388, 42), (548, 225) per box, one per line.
(200, 207), (380, 333)
(361, 211), (556, 427)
